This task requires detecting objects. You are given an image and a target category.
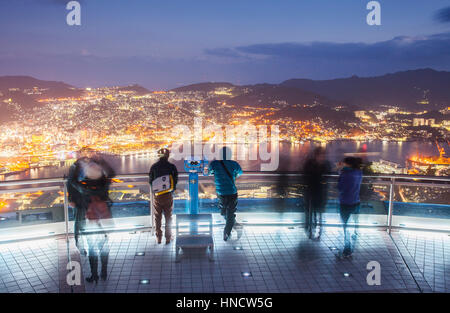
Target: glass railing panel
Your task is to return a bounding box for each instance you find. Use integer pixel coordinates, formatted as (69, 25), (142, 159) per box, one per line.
(0, 186), (66, 242)
(67, 176), (188, 232)
(173, 177), (188, 214)
(314, 178), (389, 227)
(197, 174), (304, 223)
(392, 182), (450, 231)
(196, 174), (392, 226)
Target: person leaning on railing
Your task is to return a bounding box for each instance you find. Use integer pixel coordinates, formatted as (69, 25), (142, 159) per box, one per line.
(208, 146), (243, 241)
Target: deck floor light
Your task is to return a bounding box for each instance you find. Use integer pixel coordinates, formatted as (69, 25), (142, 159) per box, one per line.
(343, 272), (351, 277)
(139, 279), (150, 285)
(135, 252), (145, 256)
(241, 272), (252, 277)
(233, 246), (243, 250)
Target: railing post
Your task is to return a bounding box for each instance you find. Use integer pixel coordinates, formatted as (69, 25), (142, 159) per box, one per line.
(149, 183), (154, 236)
(63, 180), (69, 242)
(387, 177), (395, 234)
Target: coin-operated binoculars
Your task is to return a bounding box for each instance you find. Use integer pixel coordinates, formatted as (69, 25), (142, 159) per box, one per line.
(184, 158), (209, 214)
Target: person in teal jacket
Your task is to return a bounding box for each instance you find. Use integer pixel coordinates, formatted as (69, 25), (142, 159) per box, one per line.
(208, 147), (243, 241)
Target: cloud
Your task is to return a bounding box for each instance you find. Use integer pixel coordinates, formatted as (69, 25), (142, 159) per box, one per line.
(203, 48), (245, 59)
(434, 6), (450, 23)
(229, 32), (450, 61)
(203, 32), (450, 78)
(1, 32), (449, 90)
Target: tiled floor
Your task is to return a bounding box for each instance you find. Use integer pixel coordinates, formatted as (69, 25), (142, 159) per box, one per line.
(1, 225), (449, 293)
(0, 238), (59, 293)
(392, 230), (450, 293)
(79, 226), (422, 293)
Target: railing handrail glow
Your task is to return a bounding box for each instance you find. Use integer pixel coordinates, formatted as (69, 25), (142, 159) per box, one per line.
(1, 172), (449, 188)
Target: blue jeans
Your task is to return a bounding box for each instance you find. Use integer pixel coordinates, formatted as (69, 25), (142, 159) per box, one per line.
(218, 194), (238, 236)
(340, 203), (360, 254)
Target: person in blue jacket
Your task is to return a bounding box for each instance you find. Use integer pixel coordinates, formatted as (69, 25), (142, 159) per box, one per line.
(208, 147), (243, 241)
(338, 156), (363, 257)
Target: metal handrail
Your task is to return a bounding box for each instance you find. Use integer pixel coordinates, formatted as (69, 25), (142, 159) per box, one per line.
(1, 172), (449, 188)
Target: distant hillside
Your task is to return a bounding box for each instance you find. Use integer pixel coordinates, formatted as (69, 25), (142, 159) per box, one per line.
(118, 84), (150, 95)
(0, 76), (83, 112)
(0, 76), (75, 91)
(281, 68), (450, 109)
(171, 82), (236, 92)
(229, 84), (345, 108)
(226, 84), (356, 125)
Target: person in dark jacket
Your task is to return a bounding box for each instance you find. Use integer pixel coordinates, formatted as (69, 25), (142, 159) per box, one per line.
(208, 147), (243, 241)
(303, 147), (331, 239)
(67, 147), (116, 283)
(149, 148), (178, 244)
(337, 156), (363, 257)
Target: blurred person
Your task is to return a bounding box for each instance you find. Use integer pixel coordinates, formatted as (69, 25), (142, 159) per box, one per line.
(67, 147), (116, 283)
(356, 144), (375, 237)
(337, 156), (362, 257)
(274, 155), (294, 217)
(208, 147), (243, 241)
(302, 147), (331, 239)
(149, 148), (178, 244)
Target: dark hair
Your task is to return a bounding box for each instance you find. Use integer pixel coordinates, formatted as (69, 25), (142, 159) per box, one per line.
(343, 157), (362, 169)
(157, 148), (170, 160)
(313, 147), (324, 157)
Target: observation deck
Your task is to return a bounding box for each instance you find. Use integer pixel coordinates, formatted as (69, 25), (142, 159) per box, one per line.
(0, 173), (448, 293)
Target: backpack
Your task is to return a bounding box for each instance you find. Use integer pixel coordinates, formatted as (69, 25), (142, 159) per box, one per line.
(152, 174), (174, 196)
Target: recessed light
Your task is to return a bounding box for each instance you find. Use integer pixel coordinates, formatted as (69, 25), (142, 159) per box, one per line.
(0, 217), (6, 221)
(343, 272), (351, 277)
(233, 246), (243, 250)
(139, 279), (150, 285)
(135, 252), (145, 256)
(241, 272), (252, 277)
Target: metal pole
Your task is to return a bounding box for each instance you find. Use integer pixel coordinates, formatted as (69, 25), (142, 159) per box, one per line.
(189, 172), (199, 214)
(63, 182), (69, 242)
(149, 183), (154, 236)
(387, 177), (395, 234)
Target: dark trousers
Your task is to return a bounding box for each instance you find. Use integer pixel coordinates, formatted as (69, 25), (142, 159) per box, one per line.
(218, 194), (238, 236)
(153, 192), (173, 239)
(86, 233), (109, 278)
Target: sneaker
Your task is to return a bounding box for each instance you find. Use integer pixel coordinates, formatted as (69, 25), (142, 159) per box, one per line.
(223, 233), (231, 241)
(342, 248), (352, 258)
(157, 237), (162, 244)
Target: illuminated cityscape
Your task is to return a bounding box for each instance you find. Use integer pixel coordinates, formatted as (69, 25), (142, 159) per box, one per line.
(0, 0), (449, 297)
(1, 83), (449, 178)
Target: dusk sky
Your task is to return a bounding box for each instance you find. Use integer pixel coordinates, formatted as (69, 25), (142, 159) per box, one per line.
(1, 0), (450, 89)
